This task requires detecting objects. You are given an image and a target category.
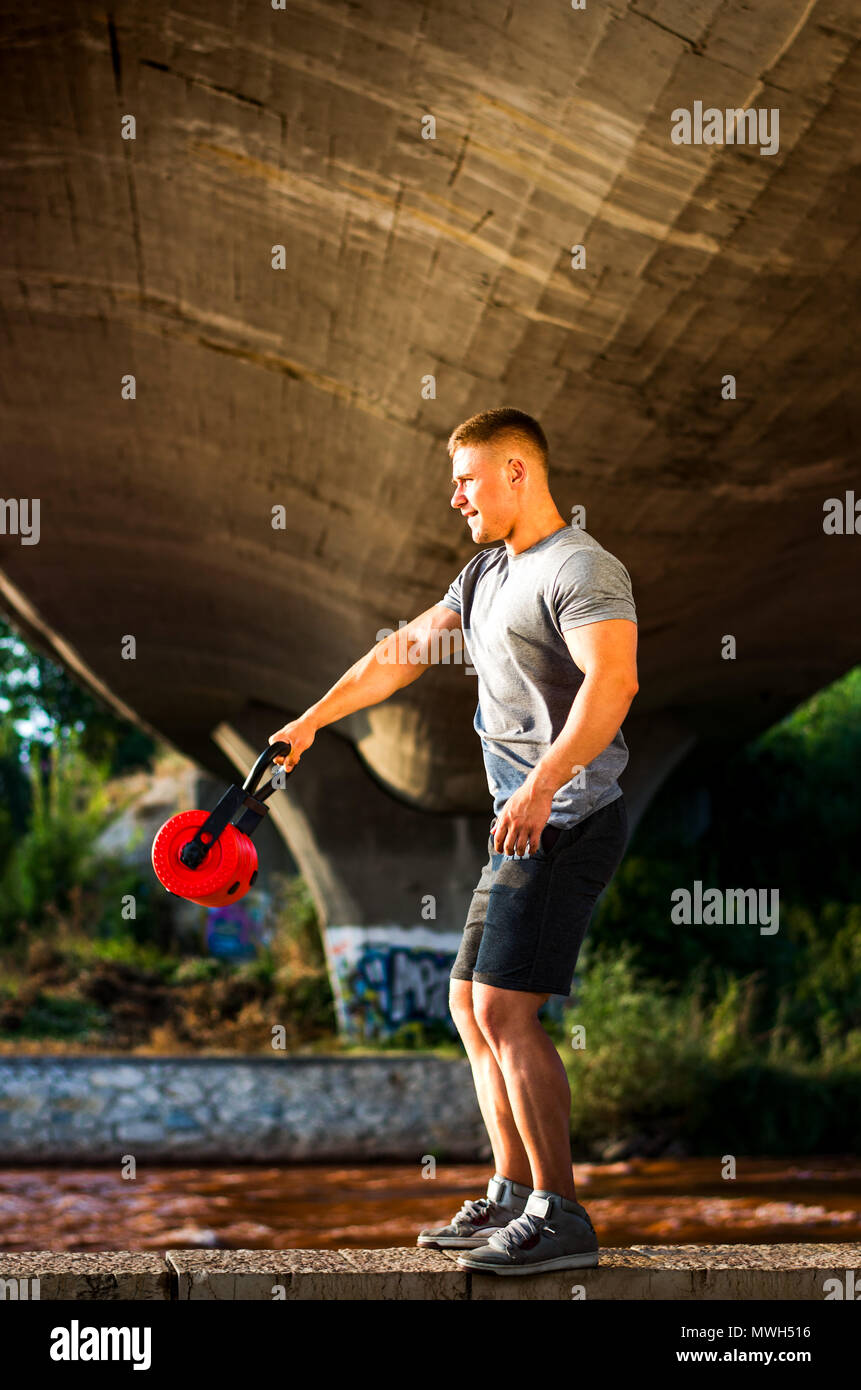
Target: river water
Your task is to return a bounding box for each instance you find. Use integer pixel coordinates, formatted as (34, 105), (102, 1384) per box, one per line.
(0, 1157), (858, 1251)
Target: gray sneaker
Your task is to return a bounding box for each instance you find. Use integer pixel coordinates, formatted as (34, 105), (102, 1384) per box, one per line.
(455, 1189), (599, 1273)
(417, 1173), (532, 1249)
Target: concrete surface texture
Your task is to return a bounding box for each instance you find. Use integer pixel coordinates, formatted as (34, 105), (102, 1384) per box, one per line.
(1, 1243), (859, 1300)
(1, 1), (859, 926)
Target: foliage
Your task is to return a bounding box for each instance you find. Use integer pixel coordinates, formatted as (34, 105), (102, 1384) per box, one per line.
(0, 615), (156, 775)
(266, 873), (327, 972)
(588, 665), (861, 1057)
(12, 994), (110, 1042)
(562, 945), (861, 1155)
(0, 731), (121, 943)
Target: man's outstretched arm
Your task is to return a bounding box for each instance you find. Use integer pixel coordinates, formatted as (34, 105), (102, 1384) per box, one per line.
(268, 602), (463, 770)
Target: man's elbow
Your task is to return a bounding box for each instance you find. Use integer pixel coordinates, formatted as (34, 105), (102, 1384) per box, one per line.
(615, 674), (639, 708)
(605, 669), (638, 698)
(582, 667), (639, 701)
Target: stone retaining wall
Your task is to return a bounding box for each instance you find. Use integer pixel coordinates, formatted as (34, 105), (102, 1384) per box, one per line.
(0, 1055), (489, 1162)
(1, 1245), (858, 1300)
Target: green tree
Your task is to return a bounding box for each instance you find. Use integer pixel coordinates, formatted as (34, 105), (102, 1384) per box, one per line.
(0, 729), (114, 940)
(0, 615), (155, 773)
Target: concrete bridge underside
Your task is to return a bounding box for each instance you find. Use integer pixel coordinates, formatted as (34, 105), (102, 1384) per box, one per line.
(1, 0), (860, 935)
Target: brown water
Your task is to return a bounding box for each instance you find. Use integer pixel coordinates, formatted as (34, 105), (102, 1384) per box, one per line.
(0, 1158), (859, 1251)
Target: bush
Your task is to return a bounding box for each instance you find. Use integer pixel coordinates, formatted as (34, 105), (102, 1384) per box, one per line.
(563, 946), (708, 1144)
(12, 993), (109, 1041)
(170, 956), (223, 985)
(0, 732), (116, 942)
(562, 943), (861, 1155)
(267, 873), (327, 972)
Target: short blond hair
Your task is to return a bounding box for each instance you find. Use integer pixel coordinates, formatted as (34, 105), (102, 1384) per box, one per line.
(447, 407), (549, 473)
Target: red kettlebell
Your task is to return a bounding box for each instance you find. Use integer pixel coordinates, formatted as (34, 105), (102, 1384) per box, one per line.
(151, 741), (292, 907)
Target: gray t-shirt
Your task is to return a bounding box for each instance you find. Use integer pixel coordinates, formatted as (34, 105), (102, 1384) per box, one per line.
(439, 524), (637, 827)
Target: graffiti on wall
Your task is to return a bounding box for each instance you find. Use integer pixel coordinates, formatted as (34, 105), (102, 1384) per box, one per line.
(344, 945), (457, 1035)
(324, 926), (463, 1037)
(205, 890), (273, 961)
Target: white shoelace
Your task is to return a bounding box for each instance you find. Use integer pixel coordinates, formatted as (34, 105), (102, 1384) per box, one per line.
(453, 1196), (493, 1225)
(488, 1211), (548, 1255)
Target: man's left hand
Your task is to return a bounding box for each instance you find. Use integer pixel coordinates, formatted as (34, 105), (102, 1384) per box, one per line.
(492, 782), (554, 857)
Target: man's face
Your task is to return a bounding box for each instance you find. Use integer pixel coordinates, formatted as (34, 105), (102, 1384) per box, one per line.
(450, 444), (516, 544)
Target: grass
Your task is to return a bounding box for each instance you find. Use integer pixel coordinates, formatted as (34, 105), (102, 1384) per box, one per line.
(559, 944), (861, 1155)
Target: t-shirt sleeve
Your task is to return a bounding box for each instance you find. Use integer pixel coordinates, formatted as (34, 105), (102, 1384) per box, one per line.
(551, 549), (637, 632)
(439, 566), (465, 615)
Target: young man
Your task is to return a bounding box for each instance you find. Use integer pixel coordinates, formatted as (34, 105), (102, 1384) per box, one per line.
(269, 407), (638, 1275)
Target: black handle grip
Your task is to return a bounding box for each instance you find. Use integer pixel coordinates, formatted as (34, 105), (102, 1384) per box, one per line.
(243, 741), (293, 801)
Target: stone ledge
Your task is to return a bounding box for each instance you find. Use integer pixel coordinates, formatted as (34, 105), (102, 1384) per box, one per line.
(0, 1253), (170, 1301)
(167, 1246), (467, 1300)
(1, 1245), (857, 1300)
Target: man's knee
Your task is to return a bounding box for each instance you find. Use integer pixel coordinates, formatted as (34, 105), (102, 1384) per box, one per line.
(449, 978), (479, 1033)
(473, 984), (548, 1047)
(472, 985), (508, 1046)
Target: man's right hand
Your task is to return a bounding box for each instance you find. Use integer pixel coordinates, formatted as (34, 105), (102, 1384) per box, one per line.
(269, 713), (318, 770)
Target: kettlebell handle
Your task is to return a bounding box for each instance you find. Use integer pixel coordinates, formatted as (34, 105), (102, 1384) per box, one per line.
(243, 740), (293, 804)
(178, 740), (294, 871)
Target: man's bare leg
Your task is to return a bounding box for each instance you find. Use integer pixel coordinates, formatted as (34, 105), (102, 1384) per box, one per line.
(449, 978), (531, 1187)
(472, 981), (577, 1200)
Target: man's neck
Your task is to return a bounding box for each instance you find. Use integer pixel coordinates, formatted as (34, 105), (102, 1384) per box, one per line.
(503, 513), (569, 557)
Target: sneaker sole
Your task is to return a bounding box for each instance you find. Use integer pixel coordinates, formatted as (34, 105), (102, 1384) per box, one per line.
(416, 1233), (503, 1249)
(455, 1250), (599, 1274)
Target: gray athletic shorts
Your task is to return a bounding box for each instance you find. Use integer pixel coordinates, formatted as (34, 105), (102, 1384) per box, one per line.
(450, 794), (629, 996)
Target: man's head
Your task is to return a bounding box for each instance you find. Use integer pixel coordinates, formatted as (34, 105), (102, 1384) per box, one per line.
(448, 407), (552, 545)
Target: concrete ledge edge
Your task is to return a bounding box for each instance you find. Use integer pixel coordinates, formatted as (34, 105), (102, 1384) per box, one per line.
(0, 1244), (858, 1301)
